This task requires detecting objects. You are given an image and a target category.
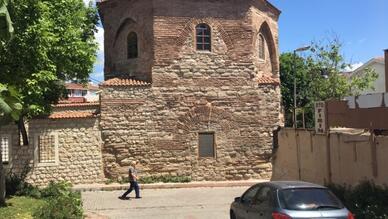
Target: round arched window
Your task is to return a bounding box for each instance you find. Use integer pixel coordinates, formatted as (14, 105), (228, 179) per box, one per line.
(196, 24), (211, 51)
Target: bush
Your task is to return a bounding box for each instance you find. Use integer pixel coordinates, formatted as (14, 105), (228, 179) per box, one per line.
(5, 165), (41, 198)
(138, 175), (191, 184)
(33, 181), (84, 219)
(327, 181), (388, 219)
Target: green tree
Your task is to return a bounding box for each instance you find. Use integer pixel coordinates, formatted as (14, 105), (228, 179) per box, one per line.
(280, 38), (378, 128)
(0, 83), (22, 206)
(0, 0), (13, 41)
(0, 0), (99, 144)
(0, 0), (17, 206)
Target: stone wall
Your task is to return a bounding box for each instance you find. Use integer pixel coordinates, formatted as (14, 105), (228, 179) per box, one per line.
(101, 83), (281, 181)
(0, 118), (104, 186)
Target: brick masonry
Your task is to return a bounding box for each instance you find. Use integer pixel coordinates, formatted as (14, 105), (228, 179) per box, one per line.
(99, 0), (283, 181)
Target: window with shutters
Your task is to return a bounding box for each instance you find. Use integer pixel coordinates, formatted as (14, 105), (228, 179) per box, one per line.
(198, 132), (215, 158)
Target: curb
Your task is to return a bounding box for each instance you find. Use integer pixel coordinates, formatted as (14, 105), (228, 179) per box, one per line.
(73, 180), (268, 192)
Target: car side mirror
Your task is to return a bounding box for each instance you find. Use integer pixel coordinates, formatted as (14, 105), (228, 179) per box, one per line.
(235, 197), (241, 203)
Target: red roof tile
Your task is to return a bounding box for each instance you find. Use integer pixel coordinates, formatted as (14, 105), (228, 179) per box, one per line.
(48, 111), (97, 119)
(257, 77), (280, 85)
(101, 78), (151, 87)
(54, 102), (100, 108)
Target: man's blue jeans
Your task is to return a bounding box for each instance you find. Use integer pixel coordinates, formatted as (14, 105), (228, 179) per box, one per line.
(122, 181), (140, 198)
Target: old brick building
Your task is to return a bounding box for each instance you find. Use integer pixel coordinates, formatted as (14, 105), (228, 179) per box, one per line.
(98, 0), (283, 181)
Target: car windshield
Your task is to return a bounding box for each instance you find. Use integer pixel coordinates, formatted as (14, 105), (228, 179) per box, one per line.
(279, 188), (344, 211)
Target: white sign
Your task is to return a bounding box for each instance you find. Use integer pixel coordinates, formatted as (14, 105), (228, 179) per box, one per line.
(315, 101), (326, 134)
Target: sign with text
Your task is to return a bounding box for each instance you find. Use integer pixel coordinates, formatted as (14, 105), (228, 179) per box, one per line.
(315, 101), (327, 134)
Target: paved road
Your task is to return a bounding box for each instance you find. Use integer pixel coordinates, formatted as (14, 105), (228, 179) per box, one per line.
(82, 186), (250, 219)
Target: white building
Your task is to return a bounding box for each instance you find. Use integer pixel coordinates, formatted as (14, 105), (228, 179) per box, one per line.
(65, 83), (99, 102)
(351, 56), (385, 94)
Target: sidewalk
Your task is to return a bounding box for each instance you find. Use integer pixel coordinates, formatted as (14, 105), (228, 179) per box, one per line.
(73, 179), (268, 192)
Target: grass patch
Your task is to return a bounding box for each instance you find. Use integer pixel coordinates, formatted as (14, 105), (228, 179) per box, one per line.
(0, 196), (46, 219)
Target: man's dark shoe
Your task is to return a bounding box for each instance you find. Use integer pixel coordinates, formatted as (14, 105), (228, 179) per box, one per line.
(118, 196), (130, 200)
(135, 197), (142, 199)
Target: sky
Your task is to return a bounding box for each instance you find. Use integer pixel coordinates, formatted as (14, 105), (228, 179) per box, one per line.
(86, 0), (388, 83)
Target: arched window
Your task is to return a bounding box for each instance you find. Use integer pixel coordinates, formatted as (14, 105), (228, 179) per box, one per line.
(127, 32), (138, 59)
(258, 34), (265, 60)
(196, 24), (211, 51)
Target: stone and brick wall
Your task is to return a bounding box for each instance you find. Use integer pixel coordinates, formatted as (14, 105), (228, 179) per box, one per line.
(99, 0), (282, 181)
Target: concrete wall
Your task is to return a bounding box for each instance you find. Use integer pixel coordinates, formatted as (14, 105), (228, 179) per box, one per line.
(273, 128), (388, 186)
(0, 118), (104, 186)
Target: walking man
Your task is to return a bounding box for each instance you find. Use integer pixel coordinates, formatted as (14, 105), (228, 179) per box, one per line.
(119, 161), (141, 199)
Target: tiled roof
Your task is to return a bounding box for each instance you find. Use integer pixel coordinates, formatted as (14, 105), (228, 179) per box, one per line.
(257, 77), (280, 85)
(101, 78), (151, 87)
(48, 111), (97, 119)
(54, 102), (100, 108)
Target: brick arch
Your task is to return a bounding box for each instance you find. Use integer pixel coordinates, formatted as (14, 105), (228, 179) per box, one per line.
(113, 17), (137, 47)
(257, 21), (279, 74)
(177, 104), (237, 134)
(176, 18), (234, 52)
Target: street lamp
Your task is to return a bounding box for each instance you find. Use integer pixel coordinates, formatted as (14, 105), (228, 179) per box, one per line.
(293, 45), (311, 128)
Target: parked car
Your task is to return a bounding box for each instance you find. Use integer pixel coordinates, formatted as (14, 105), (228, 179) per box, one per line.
(230, 181), (354, 219)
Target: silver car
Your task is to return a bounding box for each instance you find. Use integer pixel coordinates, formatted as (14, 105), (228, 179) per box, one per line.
(230, 181), (355, 219)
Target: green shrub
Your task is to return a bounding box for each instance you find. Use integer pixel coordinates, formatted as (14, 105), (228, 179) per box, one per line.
(327, 181), (388, 219)
(5, 166), (41, 198)
(138, 175), (191, 184)
(33, 181), (84, 219)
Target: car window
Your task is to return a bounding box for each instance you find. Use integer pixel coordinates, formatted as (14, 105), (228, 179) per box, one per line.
(279, 188), (344, 210)
(242, 186), (261, 204)
(254, 186), (273, 207)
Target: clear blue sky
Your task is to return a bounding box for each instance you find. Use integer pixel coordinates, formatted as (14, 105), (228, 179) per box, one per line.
(271, 0), (388, 63)
(89, 0), (388, 83)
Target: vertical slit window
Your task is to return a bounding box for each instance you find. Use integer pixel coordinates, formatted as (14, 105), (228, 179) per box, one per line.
(258, 34), (265, 60)
(127, 32), (138, 59)
(196, 24), (211, 51)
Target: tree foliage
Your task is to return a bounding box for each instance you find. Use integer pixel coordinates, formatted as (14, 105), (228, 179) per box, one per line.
(0, 0), (98, 119)
(0, 0), (14, 41)
(280, 38), (378, 128)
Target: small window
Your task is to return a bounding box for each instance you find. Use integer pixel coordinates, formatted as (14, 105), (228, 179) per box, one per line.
(127, 32), (138, 59)
(258, 34), (265, 60)
(1, 136), (10, 164)
(196, 24), (211, 51)
(199, 132), (215, 157)
(38, 135), (56, 164)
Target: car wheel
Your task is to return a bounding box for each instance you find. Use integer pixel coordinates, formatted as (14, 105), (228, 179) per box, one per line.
(230, 210), (236, 219)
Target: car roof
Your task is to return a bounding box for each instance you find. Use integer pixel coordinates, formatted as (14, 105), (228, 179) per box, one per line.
(258, 181), (327, 190)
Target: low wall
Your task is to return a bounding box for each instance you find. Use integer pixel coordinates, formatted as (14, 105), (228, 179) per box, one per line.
(272, 128), (388, 186)
(0, 118), (105, 186)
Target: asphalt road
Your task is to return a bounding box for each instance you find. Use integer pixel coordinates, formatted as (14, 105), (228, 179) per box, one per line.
(82, 186), (250, 219)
